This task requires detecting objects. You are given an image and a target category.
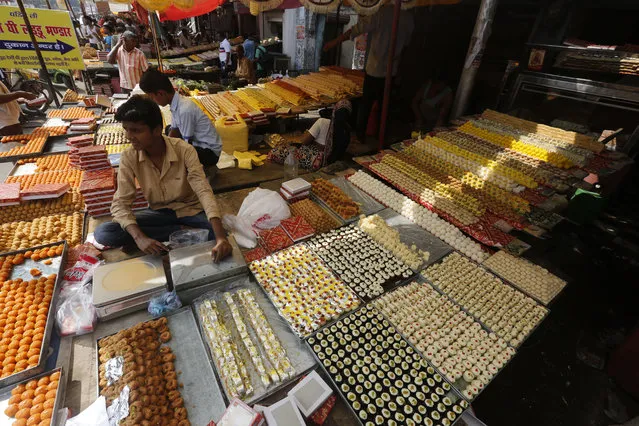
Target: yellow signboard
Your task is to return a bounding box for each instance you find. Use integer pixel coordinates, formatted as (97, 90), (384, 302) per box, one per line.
(0, 6), (84, 70)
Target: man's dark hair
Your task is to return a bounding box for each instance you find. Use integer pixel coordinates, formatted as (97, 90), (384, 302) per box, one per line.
(139, 70), (174, 95)
(115, 95), (163, 130)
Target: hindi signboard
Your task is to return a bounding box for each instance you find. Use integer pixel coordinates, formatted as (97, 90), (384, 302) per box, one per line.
(0, 6), (84, 70)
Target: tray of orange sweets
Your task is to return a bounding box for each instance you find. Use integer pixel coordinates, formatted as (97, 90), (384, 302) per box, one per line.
(311, 176), (384, 223)
(0, 242), (66, 388)
(0, 367), (65, 426)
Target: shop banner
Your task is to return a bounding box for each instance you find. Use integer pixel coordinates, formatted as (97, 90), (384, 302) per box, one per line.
(0, 6), (84, 70)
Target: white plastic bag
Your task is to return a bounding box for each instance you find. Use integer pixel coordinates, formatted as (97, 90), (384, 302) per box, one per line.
(223, 188), (291, 248)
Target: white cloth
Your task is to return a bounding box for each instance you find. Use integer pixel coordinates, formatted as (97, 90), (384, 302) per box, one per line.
(0, 81), (20, 130)
(307, 118), (331, 146)
(219, 38), (232, 65)
(350, 6), (414, 78)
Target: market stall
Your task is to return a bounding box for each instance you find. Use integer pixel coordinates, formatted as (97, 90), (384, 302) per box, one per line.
(0, 73), (633, 426)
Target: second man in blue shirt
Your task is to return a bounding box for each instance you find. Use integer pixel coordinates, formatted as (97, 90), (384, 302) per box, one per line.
(139, 69), (222, 168)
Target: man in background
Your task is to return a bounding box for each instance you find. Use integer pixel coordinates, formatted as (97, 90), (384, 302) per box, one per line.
(108, 31), (149, 93)
(243, 35), (256, 60)
(219, 33), (232, 72)
(324, 6), (414, 145)
(139, 70), (222, 168)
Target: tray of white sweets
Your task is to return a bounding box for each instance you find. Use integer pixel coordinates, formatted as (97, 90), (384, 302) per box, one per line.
(192, 276), (316, 405)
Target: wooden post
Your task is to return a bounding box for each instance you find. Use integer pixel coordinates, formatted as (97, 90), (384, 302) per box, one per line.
(377, 0), (401, 150)
(150, 12), (164, 72)
(15, 0), (61, 107)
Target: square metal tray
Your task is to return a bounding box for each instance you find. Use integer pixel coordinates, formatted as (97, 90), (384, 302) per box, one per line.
(191, 276), (317, 406)
(0, 242), (67, 389)
(170, 237), (247, 292)
(95, 307), (226, 425)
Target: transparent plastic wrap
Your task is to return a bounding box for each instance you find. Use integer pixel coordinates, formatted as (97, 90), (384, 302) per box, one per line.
(96, 308), (226, 425)
(311, 176), (385, 223)
(55, 282), (97, 336)
(329, 176), (385, 218)
(375, 208), (454, 270)
(192, 276), (316, 405)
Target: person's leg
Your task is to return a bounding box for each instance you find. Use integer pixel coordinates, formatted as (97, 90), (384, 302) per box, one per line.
(355, 73), (377, 143)
(328, 109), (351, 163)
(193, 146), (219, 168)
(94, 221), (131, 247)
(94, 209), (183, 247)
(177, 211), (215, 240)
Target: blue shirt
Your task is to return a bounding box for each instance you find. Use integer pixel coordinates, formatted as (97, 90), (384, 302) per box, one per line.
(170, 94), (222, 156)
(243, 39), (256, 61)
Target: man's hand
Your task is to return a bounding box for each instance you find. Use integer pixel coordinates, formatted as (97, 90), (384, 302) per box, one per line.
(211, 238), (232, 263)
(16, 91), (37, 101)
(134, 235), (168, 255)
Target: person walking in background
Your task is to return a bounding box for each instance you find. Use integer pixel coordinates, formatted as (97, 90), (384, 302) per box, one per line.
(102, 24), (114, 52)
(254, 39), (270, 78)
(81, 16), (103, 49)
(219, 34), (232, 72)
(108, 31), (149, 93)
(323, 6), (414, 145)
(235, 45), (256, 84)
(243, 35), (256, 61)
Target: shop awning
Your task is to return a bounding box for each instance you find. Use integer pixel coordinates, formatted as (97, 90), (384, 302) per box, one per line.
(158, 0), (225, 21)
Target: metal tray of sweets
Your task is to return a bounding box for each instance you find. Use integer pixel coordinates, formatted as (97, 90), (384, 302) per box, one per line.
(170, 237), (247, 293)
(95, 307), (226, 425)
(0, 242), (67, 389)
(306, 305), (468, 426)
(0, 135), (50, 164)
(374, 207), (453, 271)
(0, 367), (66, 426)
(250, 243), (361, 339)
(310, 176), (384, 224)
(372, 282), (517, 402)
(418, 252), (550, 349)
(482, 250), (568, 307)
(192, 276), (316, 406)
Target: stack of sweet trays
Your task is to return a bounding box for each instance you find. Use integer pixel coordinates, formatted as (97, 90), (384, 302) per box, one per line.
(79, 168), (116, 217)
(0, 182), (20, 206)
(280, 178), (311, 203)
(20, 182), (70, 201)
(69, 145), (110, 171)
(69, 117), (97, 133)
(66, 134), (94, 149)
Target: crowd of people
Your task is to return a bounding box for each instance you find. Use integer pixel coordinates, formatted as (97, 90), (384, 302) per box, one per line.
(78, 15), (149, 52)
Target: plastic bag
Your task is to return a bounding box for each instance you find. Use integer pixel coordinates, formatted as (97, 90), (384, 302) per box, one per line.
(284, 148), (298, 178)
(223, 188), (291, 249)
(56, 283), (97, 336)
(148, 291), (182, 316)
(169, 229), (209, 249)
(61, 254), (100, 289)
